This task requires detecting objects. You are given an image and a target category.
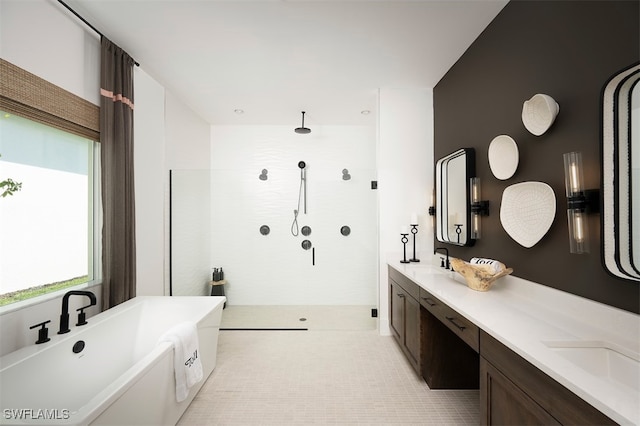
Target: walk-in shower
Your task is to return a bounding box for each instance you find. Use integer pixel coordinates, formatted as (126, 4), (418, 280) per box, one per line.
(171, 124), (377, 306)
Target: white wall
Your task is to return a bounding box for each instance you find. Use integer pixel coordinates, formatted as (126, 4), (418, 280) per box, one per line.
(0, 0), (100, 105)
(378, 88), (433, 334)
(209, 125), (378, 306)
(134, 68), (166, 296)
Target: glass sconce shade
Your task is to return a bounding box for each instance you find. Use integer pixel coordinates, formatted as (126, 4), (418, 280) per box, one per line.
(470, 177), (489, 239)
(567, 209), (590, 254)
(472, 211), (481, 239)
(564, 151), (585, 197)
(563, 152), (590, 254)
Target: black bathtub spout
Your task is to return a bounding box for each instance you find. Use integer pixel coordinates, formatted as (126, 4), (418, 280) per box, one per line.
(434, 247), (450, 270)
(58, 290), (97, 334)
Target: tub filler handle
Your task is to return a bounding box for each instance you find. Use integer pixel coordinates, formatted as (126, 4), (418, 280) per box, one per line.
(76, 304), (93, 326)
(58, 290), (97, 334)
(29, 320), (51, 344)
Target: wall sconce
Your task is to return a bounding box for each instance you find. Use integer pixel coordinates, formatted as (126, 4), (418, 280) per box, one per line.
(470, 177), (490, 239)
(563, 152), (599, 254)
(428, 189), (436, 228)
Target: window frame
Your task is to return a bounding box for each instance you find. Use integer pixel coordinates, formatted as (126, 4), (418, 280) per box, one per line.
(0, 59), (101, 312)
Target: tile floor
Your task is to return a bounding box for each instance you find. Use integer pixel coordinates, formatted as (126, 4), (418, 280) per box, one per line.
(177, 306), (479, 425)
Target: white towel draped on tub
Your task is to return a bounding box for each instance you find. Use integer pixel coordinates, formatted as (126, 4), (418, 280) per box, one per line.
(158, 321), (203, 402)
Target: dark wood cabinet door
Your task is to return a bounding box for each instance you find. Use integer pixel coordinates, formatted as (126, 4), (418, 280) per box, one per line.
(404, 292), (421, 369)
(480, 356), (560, 425)
(389, 280), (405, 344)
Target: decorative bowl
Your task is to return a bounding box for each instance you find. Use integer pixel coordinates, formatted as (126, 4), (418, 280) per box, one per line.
(450, 258), (513, 292)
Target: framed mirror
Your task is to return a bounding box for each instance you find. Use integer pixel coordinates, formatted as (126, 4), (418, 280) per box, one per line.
(435, 148), (476, 246)
(602, 63), (640, 282)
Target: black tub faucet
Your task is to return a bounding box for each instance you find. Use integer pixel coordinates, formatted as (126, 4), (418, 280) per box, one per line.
(434, 247), (450, 270)
(58, 290), (97, 334)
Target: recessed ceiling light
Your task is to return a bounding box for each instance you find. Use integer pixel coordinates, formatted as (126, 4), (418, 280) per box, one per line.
(234, 109), (244, 114)
(361, 110), (371, 115)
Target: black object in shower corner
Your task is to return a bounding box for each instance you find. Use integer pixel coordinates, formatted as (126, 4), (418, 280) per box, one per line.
(212, 267), (224, 281)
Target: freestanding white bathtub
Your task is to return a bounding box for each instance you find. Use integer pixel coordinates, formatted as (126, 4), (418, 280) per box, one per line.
(0, 296), (226, 425)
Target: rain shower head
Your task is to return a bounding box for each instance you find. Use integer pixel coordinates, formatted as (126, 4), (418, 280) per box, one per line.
(294, 111), (311, 134)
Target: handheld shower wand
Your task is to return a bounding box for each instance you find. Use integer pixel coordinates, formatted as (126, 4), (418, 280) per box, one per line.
(291, 161), (307, 236)
(298, 161), (307, 214)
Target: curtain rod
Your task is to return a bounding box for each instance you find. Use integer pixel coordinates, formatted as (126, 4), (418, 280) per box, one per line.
(57, 0), (140, 67)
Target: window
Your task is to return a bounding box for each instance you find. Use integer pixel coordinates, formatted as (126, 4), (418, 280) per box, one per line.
(0, 111), (101, 306)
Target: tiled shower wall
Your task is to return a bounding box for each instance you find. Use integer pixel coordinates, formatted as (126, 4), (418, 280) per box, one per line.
(209, 125), (377, 305)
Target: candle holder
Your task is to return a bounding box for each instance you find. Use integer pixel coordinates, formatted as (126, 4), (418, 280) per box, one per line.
(454, 224), (463, 244)
(410, 224), (420, 262)
(400, 233), (410, 263)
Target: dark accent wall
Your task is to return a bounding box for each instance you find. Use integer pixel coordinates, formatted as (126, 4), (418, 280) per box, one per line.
(434, 0), (640, 313)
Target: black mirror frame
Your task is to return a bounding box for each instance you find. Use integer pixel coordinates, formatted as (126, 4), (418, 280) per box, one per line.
(601, 62), (640, 282)
(435, 147), (476, 247)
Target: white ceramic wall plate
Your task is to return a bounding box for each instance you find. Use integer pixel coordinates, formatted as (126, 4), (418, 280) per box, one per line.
(500, 181), (556, 248)
(522, 94), (559, 136)
(488, 135), (519, 180)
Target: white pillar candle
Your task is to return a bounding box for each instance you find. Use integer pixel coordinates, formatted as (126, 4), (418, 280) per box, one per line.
(410, 213), (418, 225)
(401, 226), (409, 234)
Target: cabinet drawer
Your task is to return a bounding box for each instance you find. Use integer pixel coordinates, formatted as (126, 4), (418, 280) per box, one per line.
(388, 266), (420, 300)
(420, 288), (479, 352)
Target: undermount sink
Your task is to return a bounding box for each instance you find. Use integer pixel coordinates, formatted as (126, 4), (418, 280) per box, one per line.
(543, 340), (640, 392)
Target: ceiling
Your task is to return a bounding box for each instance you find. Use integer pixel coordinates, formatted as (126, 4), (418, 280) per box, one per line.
(64, 0), (508, 126)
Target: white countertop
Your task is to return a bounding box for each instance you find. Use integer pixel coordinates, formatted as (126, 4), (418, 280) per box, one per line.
(388, 257), (640, 425)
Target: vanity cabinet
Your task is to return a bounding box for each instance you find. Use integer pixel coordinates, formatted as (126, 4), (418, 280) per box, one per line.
(388, 265), (622, 424)
(389, 266), (421, 374)
(419, 288), (479, 351)
(479, 330), (615, 425)
(420, 287), (479, 389)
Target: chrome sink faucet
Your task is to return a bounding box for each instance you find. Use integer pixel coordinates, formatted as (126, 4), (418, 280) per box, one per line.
(58, 290), (97, 334)
(434, 247), (450, 270)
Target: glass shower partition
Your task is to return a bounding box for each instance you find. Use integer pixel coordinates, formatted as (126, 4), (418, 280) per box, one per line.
(170, 169), (212, 296)
(170, 166), (378, 305)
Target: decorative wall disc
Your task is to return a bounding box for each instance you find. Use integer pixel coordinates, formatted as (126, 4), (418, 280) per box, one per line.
(488, 135), (519, 180)
(500, 182), (556, 248)
(522, 94), (559, 136)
